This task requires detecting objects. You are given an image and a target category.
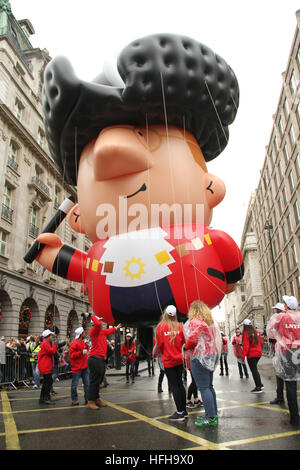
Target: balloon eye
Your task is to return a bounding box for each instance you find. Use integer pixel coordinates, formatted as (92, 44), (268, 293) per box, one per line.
(206, 180), (214, 194)
(138, 131), (143, 137)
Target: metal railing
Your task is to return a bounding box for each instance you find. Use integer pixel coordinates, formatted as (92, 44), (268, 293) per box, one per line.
(1, 203), (13, 222)
(262, 341), (275, 358)
(0, 355), (72, 389)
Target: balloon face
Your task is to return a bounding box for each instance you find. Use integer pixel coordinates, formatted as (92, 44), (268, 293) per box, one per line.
(27, 33), (243, 328)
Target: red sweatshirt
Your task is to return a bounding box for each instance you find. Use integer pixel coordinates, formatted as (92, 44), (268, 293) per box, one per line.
(38, 339), (57, 375)
(69, 339), (89, 372)
(88, 316), (116, 359)
(121, 342), (136, 363)
(241, 330), (263, 361)
(156, 321), (185, 368)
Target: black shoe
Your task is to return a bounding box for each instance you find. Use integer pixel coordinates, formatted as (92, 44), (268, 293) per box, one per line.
(168, 412), (185, 422)
(270, 397), (284, 404)
(158, 386), (163, 393)
(219, 372), (224, 376)
(251, 387), (263, 394)
(40, 399), (56, 405)
(290, 416), (299, 426)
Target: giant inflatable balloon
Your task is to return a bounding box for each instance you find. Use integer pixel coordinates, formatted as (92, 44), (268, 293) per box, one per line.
(24, 33), (244, 327)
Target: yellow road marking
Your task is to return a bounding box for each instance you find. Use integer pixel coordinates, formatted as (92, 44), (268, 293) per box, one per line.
(104, 399), (230, 451)
(1, 391), (20, 450)
(223, 429), (300, 448)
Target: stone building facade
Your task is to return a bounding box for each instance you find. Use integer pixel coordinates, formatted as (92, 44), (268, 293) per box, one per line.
(0, 2), (93, 340)
(226, 10), (300, 334)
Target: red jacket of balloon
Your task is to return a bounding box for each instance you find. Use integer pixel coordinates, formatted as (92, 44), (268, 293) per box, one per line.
(241, 331), (263, 361)
(88, 315), (116, 359)
(156, 321), (185, 368)
(120, 342), (136, 363)
(38, 339), (57, 375)
(69, 339), (89, 372)
(232, 334), (243, 357)
(53, 224), (244, 326)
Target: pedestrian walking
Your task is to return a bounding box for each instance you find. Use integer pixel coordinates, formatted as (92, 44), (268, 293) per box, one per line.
(38, 329), (57, 405)
(156, 305), (187, 422)
(121, 333), (136, 383)
(184, 300), (221, 427)
(232, 328), (249, 379)
(87, 315), (121, 410)
(69, 327), (90, 405)
(268, 302), (286, 405)
(267, 295), (300, 426)
(241, 319), (264, 393)
(29, 335), (41, 388)
(219, 332), (229, 376)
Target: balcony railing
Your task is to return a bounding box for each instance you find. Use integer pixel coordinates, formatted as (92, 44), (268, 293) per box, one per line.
(29, 223), (39, 238)
(29, 176), (51, 200)
(7, 156), (19, 172)
(1, 204), (13, 222)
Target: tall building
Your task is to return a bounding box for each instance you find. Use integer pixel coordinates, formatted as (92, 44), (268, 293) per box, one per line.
(230, 10), (300, 331)
(0, 1), (92, 339)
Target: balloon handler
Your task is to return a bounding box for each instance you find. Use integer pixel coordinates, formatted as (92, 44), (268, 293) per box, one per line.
(25, 34), (244, 340)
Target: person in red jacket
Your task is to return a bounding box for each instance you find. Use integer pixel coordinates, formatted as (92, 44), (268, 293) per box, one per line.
(121, 333), (136, 383)
(69, 327), (89, 405)
(156, 305), (186, 421)
(267, 295), (300, 426)
(184, 300), (221, 427)
(241, 319), (264, 393)
(38, 329), (57, 405)
(232, 327), (249, 379)
(87, 315), (121, 409)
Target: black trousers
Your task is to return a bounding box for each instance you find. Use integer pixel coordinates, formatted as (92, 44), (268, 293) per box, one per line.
(238, 361), (249, 378)
(165, 364), (186, 413)
(276, 375), (299, 420)
(220, 353), (228, 374)
(40, 373), (53, 400)
(187, 371), (198, 400)
(247, 357), (263, 388)
(87, 356), (106, 401)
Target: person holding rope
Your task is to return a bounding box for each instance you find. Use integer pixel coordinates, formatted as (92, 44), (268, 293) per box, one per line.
(156, 305), (187, 421)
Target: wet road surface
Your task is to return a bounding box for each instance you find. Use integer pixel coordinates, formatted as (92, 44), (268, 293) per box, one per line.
(0, 355), (299, 452)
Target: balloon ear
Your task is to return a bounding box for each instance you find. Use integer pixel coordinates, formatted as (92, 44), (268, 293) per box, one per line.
(68, 204), (86, 234)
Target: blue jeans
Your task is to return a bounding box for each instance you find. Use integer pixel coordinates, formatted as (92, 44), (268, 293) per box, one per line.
(32, 362), (40, 387)
(191, 358), (217, 418)
(126, 362), (135, 379)
(71, 368), (89, 401)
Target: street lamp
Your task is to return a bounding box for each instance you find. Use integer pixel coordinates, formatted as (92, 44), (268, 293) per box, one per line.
(264, 221), (279, 301)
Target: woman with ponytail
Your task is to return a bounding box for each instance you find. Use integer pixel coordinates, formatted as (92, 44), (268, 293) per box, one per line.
(156, 305), (186, 421)
(241, 319), (264, 393)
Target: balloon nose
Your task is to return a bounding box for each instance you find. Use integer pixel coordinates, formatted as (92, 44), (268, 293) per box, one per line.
(93, 126), (153, 181)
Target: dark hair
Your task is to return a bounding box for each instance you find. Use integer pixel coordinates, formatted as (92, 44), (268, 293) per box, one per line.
(243, 325), (258, 345)
(42, 33), (239, 186)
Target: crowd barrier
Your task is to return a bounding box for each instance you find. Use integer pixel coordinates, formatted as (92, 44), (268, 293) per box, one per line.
(0, 355), (72, 389)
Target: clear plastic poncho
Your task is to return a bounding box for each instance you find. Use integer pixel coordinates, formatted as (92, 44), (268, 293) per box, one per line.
(183, 317), (222, 371)
(266, 310), (300, 381)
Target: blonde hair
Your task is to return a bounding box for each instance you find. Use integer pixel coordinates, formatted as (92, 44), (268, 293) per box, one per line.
(158, 308), (181, 344)
(188, 300), (213, 326)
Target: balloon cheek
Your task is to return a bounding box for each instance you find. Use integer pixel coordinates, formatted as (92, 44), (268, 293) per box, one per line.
(205, 174), (226, 208)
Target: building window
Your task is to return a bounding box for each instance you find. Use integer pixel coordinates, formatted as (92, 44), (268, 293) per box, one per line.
(296, 154), (300, 178)
(274, 136), (279, 153)
(294, 200), (300, 225)
(282, 186), (288, 206)
(14, 99), (23, 121)
(289, 70), (297, 96)
(289, 125), (295, 147)
(37, 128), (45, 147)
(287, 213), (293, 236)
(283, 143), (289, 165)
(288, 170), (295, 193)
(283, 97), (290, 119)
(0, 231), (7, 256)
(29, 207), (39, 238)
(278, 160), (284, 178)
(278, 117), (284, 137)
(291, 244), (298, 265)
(285, 250), (291, 272)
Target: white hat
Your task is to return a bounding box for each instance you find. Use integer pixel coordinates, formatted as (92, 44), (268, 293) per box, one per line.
(272, 302), (285, 312)
(165, 305), (177, 316)
(242, 319), (252, 326)
(283, 296), (299, 310)
(126, 332), (132, 337)
(42, 329), (55, 338)
(75, 327), (84, 339)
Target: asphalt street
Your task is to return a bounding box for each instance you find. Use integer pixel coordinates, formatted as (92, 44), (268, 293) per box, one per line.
(0, 352), (299, 452)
